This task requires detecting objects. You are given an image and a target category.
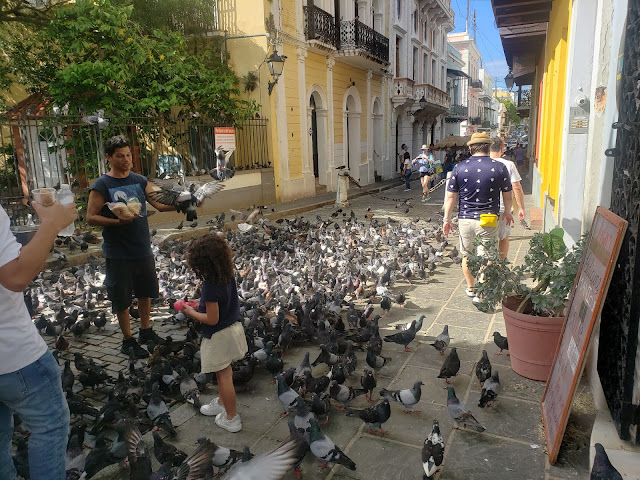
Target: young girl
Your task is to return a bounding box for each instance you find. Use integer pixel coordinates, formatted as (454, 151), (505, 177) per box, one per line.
(183, 234), (248, 433)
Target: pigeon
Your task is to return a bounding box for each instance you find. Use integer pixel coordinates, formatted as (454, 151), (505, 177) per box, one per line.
(293, 397), (316, 442)
(308, 418), (356, 470)
(178, 367), (201, 408)
(366, 346), (391, 371)
(591, 443), (623, 480)
(277, 373), (300, 415)
(380, 296), (392, 315)
(152, 431), (186, 466)
(430, 325), (450, 355)
(149, 179), (225, 221)
(380, 380), (423, 413)
(345, 398), (391, 436)
(360, 368), (377, 401)
(210, 146), (235, 181)
(493, 331), (509, 355)
(329, 380), (367, 411)
(310, 393), (331, 423)
(438, 347), (460, 383)
(475, 350), (492, 385)
(286, 420), (311, 478)
(395, 314), (425, 331)
(124, 424), (152, 480)
(422, 420), (444, 479)
(478, 371), (501, 408)
(222, 439), (302, 480)
(383, 320), (417, 352)
(446, 387), (485, 432)
(171, 437), (218, 480)
(147, 382), (176, 436)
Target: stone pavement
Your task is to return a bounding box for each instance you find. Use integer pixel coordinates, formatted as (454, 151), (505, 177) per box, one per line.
(42, 173), (596, 480)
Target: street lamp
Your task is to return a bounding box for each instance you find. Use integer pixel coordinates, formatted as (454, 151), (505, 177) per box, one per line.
(267, 50), (287, 95)
(419, 95), (427, 110)
(505, 71), (515, 91)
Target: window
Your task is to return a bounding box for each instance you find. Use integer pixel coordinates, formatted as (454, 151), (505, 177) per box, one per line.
(397, 0), (401, 18)
(423, 53), (428, 83)
(441, 66), (445, 90)
(413, 47), (418, 80)
(423, 21), (427, 42)
(396, 36), (401, 77)
(413, 5), (418, 32)
(432, 59), (436, 85)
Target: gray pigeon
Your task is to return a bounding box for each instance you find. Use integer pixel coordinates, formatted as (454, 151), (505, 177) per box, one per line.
(293, 396), (316, 443)
(147, 382), (176, 437)
(383, 320), (417, 352)
(277, 373), (300, 414)
(430, 325), (450, 355)
(479, 371), (501, 408)
(380, 380), (423, 413)
(422, 420), (444, 479)
(222, 440), (301, 480)
(329, 380), (367, 411)
(308, 417), (356, 470)
(446, 387), (485, 432)
(345, 398), (391, 436)
(178, 367), (201, 408)
(475, 350), (492, 385)
(438, 347), (460, 383)
(492, 332), (509, 355)
(591, 443), (623, 480)
(395, 314), (425, 331)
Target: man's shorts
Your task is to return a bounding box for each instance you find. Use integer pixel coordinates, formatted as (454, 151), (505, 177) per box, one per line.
(498, 213), (511, 241)
(458, 218), (499, 256)
(104, 256), (159, 313)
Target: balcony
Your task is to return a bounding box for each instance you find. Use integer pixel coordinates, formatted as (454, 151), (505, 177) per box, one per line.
(470, 80), (483, 90)
(303, 5), (336, 49)
(411, 84), (451, 122)
(392, 78), (415, 106)
(338, 19), (390, 68)
(516, 89), (532, 118)
(446, 104), (469, 122)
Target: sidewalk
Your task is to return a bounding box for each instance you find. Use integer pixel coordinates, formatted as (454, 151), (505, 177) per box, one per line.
(43, 177), (595, 480)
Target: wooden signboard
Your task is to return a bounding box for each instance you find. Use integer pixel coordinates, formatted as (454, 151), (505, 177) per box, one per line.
(542, 207), (627, 464)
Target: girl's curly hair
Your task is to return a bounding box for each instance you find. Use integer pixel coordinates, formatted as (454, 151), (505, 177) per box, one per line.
(185, 233), (234, 285)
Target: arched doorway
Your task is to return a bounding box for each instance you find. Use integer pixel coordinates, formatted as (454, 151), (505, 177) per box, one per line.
(372, 98), (383, 179)
(343, 87), (362, 172)
(308, 87), (329, 186)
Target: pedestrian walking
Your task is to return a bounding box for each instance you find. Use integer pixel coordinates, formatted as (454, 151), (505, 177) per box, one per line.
(444, 148), (455, 174)
(87, 135), (179, 358)
(183, 234), (248, 433)
(0, 199), (77, 480)
(490, 138), (526, 259)
(413, 145), (435, 201)
(514, 143), (526, 174)
(442, 132), (514, 302)
(401, 144), (412, 191)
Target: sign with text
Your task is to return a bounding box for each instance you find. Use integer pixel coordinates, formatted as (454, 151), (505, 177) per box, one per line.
(214, 127), (236, 152)
(542, 207), (627, 464)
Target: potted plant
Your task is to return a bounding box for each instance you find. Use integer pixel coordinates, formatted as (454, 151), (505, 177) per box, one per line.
(467, 227), (585, 381)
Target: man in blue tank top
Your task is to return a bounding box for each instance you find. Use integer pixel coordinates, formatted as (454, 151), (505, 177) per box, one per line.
(87, 135), (177, 358)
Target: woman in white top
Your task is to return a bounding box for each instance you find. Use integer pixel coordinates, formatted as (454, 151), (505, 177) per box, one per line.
(412, 144), (435, 202)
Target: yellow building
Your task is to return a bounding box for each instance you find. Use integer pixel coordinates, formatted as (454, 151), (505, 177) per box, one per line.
(225, 0), (391, 202)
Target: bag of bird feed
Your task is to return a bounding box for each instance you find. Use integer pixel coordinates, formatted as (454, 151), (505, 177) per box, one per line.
(126, 197), (141, 216)
(107, 201), (135, 220)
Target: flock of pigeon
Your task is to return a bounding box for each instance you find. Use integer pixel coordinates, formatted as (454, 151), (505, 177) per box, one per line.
(15, 202), (622, 480)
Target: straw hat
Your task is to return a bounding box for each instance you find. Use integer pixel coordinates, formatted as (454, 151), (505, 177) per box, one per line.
(466, 132), (493, 146)
(421, 144), (428, 150)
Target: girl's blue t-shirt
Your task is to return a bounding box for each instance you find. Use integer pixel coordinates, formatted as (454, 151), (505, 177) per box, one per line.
(198, 279), (240, 338)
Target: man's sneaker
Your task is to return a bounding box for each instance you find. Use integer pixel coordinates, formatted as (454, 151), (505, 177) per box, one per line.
(139, 328), (165, 346)
(201, 397), (225, 416)
(215, 412), (242, 433)
(465, 288), (476, 298)
(121, 337), (149, 358)
(404, 188), (411, 192)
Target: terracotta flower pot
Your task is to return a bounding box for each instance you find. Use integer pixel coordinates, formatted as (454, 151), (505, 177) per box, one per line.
(501, 296), (566, 381)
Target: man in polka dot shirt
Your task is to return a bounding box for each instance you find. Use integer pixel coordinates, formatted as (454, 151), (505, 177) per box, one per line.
(442, 132), (514, 301)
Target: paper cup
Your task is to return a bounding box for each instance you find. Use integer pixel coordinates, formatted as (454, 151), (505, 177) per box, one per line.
(32, 188), (56, 206)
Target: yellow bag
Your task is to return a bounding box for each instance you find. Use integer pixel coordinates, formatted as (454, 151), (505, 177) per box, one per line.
(479, 214), (498, 228)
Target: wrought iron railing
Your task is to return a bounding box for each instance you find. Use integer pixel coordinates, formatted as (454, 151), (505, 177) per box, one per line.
(518, 90), (532, 107)
(303, 5), (336, 46)
(469, 116), (482, 125)
(339, 19), (389, 63)
(470, 80), (483, 90)
(449, 104), (468, 117)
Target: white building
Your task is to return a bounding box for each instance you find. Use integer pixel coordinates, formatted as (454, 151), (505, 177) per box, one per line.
(390, 0), (455, 167)
(478, 68), (500, 135)
(444, 43), (469, 137)
(447, 31), (482, 135)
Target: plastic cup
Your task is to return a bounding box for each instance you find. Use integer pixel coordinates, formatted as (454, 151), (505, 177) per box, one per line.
(32, 188), (56, 206)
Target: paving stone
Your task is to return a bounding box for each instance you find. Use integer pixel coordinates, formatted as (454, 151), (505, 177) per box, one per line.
(434, 308), (493, 331)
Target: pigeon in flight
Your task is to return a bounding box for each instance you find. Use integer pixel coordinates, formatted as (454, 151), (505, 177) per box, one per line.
(149, 179), (224, 221)
(210, 145), (235, 181)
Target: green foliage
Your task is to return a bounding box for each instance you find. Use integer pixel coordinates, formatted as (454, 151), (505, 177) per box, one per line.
(243, 71), (258, 92)
(467, 229), (586, 317)
(500, 99), (521, 126)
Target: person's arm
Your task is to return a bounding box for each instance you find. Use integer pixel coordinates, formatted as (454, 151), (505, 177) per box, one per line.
(184, 302), (219, 326)
(0, 201), (77, 292)
(502, 190), (514, 225)
(144, 182), (177, 212)
(513, 181), (526, 221)
(442, 190), (458, 237)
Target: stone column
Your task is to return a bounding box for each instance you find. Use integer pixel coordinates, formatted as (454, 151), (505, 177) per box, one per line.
(365, 70), (373, 184)
(326, 57), (336, 190)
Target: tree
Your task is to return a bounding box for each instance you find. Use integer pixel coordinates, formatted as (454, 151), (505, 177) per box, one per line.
(0, 0), (70, 26)
(500, 99), (521, 127)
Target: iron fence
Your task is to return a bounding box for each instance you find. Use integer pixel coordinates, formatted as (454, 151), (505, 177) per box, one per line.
(0, 114), (270, 226)
(303, 5), (336, 46)
(340, 20), (389, 63)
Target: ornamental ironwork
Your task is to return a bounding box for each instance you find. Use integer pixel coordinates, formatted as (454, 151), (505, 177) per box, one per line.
(598, 0), (640, 445)
(339, 19), (389, 63)
(303, 5), (336, 47)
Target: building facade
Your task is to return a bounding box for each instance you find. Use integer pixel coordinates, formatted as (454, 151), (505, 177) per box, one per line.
(447, 32), (482, 135)
(390, 0), (454, 166)
(444, 43), (469, 137)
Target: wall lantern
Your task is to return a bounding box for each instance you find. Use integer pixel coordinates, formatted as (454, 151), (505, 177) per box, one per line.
(267, 50), (287, 95)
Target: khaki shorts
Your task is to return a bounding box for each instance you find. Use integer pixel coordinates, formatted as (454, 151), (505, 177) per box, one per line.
(458, 218), (499, 256)
(498, 213), (511, 241)
(200, 322), (248, 373)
